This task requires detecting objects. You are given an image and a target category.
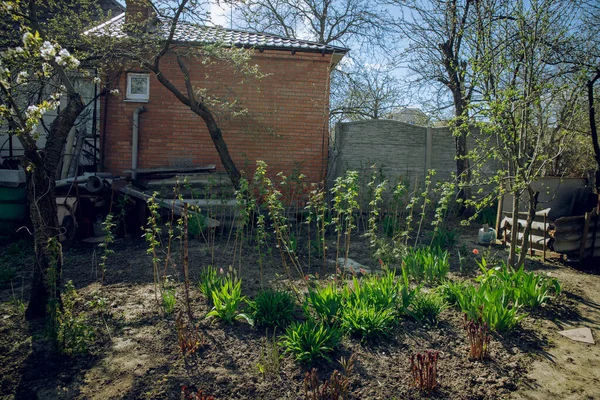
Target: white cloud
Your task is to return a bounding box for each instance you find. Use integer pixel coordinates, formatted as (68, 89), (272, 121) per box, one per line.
(209, 2), (230, 27)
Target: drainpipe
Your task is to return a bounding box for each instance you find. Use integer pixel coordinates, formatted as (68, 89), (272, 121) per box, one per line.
(132, 106), (146, 180)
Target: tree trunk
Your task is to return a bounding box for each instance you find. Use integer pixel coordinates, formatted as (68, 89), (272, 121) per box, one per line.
(508, 191), (519, 268)
(516, 188), (539, 268)
(452, 93), (471, 210)
(587, 71), (600, 210)
(25, 94), (85, 320)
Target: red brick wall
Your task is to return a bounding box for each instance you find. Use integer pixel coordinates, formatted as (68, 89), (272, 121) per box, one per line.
(101, 49), (333, 184)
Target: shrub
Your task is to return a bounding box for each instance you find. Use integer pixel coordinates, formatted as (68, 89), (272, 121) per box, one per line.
(280, 319), (342, 364)
(197, 266), (223, 305)
(341, 303), (396, 341)
(402, 247), (450, 283)
(410, 291), (447, 325)
(248, 289), (296, 328)
(206, 275), (252, 325)
(176, 311), (206, 355)
(305, 283), (345, 324)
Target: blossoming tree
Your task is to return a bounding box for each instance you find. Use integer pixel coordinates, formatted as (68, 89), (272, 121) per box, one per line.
(0, 1), (110, 320)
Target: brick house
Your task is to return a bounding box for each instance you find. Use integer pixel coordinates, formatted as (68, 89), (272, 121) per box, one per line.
(89, 1), (348, 185)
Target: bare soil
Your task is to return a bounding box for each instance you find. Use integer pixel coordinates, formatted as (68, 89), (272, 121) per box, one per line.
(0, 230), (598, 400)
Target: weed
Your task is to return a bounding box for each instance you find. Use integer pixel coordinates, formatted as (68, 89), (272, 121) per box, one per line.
(438, 280), (470, 306)
(345, 271), (400, 312)
(303, 354), (356, 400)
(176, 312), (206, 356)
(99, 212), (116, 284)
(206, 274), (253, 325)
(257, 329), (281, 378)
(305, 283), (344, 324)
(410, 350), (439, 394)
(463, 315), (490, 361)
(281, 319), (342, 365)
(410, 291), (447, 325)
(248, 289), (296, 329)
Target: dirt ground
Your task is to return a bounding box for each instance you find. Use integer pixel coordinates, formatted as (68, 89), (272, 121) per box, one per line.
(0, 230), (599, 400)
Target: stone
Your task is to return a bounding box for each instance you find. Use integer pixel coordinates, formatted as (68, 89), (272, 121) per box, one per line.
(334, 258), (372, 274)
(558, 327), (595, 344)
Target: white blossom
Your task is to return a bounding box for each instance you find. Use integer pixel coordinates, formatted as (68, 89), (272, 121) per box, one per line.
(92, 77), (101, 84)
(16, 71), (28, 84)
(40, 41), (56, 60)
(110, 89), (119, 95)
(15, 47), (24, 53)
(22, 32), (34, 48)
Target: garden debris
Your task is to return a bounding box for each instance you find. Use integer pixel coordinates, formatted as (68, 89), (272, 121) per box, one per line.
(558, 327), (595, 344)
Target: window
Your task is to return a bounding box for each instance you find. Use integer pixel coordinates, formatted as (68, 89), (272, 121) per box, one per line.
(126, 73), (149, 101)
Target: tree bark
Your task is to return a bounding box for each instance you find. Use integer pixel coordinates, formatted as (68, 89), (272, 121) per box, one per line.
(587, 70), (600, 210)
(25, 94), (85, 319)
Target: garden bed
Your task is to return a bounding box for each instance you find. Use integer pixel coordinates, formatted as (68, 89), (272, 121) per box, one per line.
(1, 228), (590, 400)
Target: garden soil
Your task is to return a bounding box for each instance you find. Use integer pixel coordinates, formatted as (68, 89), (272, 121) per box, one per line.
(0, 232), (599, 400)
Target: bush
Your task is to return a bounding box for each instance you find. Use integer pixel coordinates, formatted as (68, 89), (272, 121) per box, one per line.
(305, 283), (344, 324)
(206, 275), (252, 325)
(198, 266), (223, 304)
(411, 291), (447, 325)
(341, 303), (396, 341)
(161, 287), (176, 315)
(280, 319), (342, 365)
(402, 247), (450, 283)
(248, 289), (296, 328)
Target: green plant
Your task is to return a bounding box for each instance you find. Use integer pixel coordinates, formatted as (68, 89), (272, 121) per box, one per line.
(410, 291), (447, 325)
(280, 319), (342, 364)
(402, 247), (450, 283)
(303, 354), (356, 400)
(248, 289), (296, 328)
(99, 212), (116, 284)
(197, 266), (223, 305)
(305, 283), (345, 324)
(52, 281), (95, 355)
(206, 274), (252, 325)
(341, 303), (396, 341)
(257, 329), (281, 378)
(438, 280), (470, 306)
(429, 227), (459, 249)
(162, 287), (176, 315)
(455, 283), (525, 332)
(410, 350), (439, 394)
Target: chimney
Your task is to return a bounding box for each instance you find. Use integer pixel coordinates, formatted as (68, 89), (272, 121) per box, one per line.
(124, 0), (156, 32)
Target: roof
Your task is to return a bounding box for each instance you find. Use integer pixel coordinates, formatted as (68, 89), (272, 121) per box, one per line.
(86, 13), (349, 55)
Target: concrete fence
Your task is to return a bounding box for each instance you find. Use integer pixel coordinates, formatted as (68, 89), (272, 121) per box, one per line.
(327, 119), (498, 191)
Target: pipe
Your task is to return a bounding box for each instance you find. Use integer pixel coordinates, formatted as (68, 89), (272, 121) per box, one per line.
(131, 106), (146, 180)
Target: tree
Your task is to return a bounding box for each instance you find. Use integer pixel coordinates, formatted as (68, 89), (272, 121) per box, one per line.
(0, 0), (115, 319)
(392, 0), (479, 206)
(331, 62), (408, 120)
(469, 0), (582, 267)
(227, 0), (400, 121)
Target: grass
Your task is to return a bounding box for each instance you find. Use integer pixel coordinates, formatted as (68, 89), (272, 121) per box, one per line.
(248, 289), (296, 329)
(280, 319), (342, 365)
(402, 247), (450, 283)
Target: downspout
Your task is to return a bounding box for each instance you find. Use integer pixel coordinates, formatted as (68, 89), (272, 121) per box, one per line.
(131, 106), (146, 180)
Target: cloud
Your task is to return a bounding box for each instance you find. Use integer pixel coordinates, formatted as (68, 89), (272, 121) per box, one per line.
(209, 2), (230, 27)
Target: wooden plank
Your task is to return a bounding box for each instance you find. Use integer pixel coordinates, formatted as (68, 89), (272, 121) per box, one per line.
(579, 211), (592, 267)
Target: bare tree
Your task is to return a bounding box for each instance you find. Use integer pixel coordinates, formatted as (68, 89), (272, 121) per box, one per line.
(392, 0), (480, 206)
(331, 62), (409, 120)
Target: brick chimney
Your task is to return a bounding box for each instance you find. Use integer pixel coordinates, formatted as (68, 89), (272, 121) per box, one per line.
(124, 0), (156, 32)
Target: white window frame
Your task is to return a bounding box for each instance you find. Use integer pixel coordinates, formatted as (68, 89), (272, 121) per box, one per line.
(126, 73), (150, 102)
